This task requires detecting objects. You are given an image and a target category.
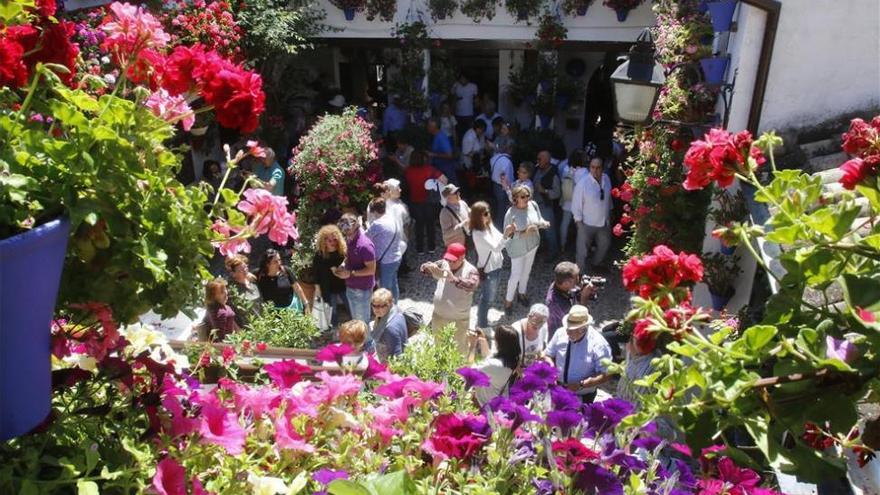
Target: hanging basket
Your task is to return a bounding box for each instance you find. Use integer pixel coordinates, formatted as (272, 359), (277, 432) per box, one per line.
(615, 8), (630, 22)
(0, 217), (70, 440)
(707, 0), (738, 32)
(700, 55), (729, 84)
(710, 291), (732, 311)
(343, 8), (356, 21)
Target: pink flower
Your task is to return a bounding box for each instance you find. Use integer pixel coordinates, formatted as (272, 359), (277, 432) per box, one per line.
(839, 157), (877, 190)
(612, 224), (624, 237)
(211, 220), (250, 257)
(246, 140), (266, 158)
(145, 89), (194, 131)
(315, 343), (353, 363)
(647, 177), (662, 187)
(236, 188), (298, 245)
(152, 458), (186, 495)
(316, 371), (362, 403)
(102, 2), (170, 56)
(859, 307), (877, 323)
(263, 359), (310, 389)
(224, 382), (279, 419)
(274, 412), (315, 453)
(198, 402), (247, 454)
(221, 345), (235, 365)
(363, 353), (388, 380)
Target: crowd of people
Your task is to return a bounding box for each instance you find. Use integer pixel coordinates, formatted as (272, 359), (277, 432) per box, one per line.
(191, 72), (632, 405)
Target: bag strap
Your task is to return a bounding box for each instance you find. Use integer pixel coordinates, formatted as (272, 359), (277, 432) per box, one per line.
(563, 341), (572, 384)
(444, 205), (461, 223)
(378, 224), (399, 264)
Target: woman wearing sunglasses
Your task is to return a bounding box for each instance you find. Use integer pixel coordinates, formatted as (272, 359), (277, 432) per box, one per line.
(571, 157), (612, 274)
(501, 185), (550, 315)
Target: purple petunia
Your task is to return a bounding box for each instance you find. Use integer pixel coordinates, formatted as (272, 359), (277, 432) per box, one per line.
(488, 396), (541, 430)
(584, 399), (634, 434)
(575, 463), (624, 495)
(550, 385), (582, 412)
(532, 478), (555, 495)
(313, 468), (349, 486)
(546, 410), (582, 432)
(511, 373), (548, 395)
(457, 367), (491, 389)
(523, 361), (558, 383)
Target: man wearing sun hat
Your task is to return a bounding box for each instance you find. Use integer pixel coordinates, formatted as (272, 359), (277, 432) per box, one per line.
(420, 242), (479, 354)
(544, 305), (612, 403)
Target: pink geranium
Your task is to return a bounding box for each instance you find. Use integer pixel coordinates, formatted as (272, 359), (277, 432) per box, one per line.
(236, 188), (299, 245)
(246, 140), (267, 158)
(102, 2), (171, 57)
(263, 359), (311, 389)
(198, 402), (248, 454)
(145, 89), (195, 131)
(152, 458), (187, 495)
(211, 220), (250, 257)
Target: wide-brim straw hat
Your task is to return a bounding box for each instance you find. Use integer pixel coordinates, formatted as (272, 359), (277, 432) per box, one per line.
(562, 305), (593, 331)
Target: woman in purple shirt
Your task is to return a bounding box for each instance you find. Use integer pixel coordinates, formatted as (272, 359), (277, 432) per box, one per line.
(203, 278), (240, 341)
(333, 214), (377, 326)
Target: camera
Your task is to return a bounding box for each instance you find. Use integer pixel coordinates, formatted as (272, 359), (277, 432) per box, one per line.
(580, 275), (607, 301)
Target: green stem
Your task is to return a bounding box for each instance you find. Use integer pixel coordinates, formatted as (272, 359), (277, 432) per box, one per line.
(17, 68), (44, 117)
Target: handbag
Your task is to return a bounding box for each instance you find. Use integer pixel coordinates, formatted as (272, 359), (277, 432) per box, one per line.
(311, 287), (333, 332)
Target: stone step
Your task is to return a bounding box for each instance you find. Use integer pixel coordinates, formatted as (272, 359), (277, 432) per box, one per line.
(815, 167), (844, 185)
(799, 137), (840, 159)
(809, 151), (848, 173)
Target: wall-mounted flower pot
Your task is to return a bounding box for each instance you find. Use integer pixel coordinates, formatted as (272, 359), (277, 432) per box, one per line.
(538, 114), (552, 128)
(698, 0), (709, 13)
(720, 242), (737, 255)
(700, 55), (729, 84)
(707, 0), (738, 32)
(577, 5), (589, 15)
(0, 217), (70, 441)
(615, 8), (630, 22)
(343, 8), (356, 21)
(710, 291), (732, 311)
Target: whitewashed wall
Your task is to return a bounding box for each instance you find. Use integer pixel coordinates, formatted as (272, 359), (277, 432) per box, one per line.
(726, 0), (880, 134)
(316, 0), (654, 42)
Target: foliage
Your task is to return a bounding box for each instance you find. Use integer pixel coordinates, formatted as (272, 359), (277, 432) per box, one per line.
(535, 11), (567, 49)
(226, 305), (322, 349)
(505, 0), (544, 21)
(506, 59), (541, 106)
(560, 0), (595, 16)
(701, 252), (741, 297)
(329, 0), (367, 12)
(427, 56), (457, 104)
(365, 0), (397, 21)
(160, 0), (243, 58)
(627, 124), (880, 482)
(460, 0), (498, 22)
(290, 107), (381, 240)
(231, 0), (327, 63)
(388, 324), (466, 390)
(428, 0), (459, 20)
(388, 21), (430, 114)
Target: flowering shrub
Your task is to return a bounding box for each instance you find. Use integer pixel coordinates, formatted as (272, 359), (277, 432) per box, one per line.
(683, 128), (765, 190)
(290, 107), (381, 240)
(535, 12), (567, 49)
(161, 0), (243, 58)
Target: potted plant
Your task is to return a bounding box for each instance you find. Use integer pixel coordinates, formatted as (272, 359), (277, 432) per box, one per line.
(602, 0), (645, 22)
(460, 0), (498, 22)
(365, 0), (397, 21)
(561, 0), (595, 16)
(701, 53), (730, 84)
(702, 253), (742, 310)
(535, 11), (568, 49)
(428, 0), (458, 20)
(706, 0), (738, 32)
(506, 60), (541, 106)
(555, 74), (585, 109)
(505, 0), (543, 22)
(708, 189), (748, 254)
(389, 21), (431, 116)
(329, 0), (367, 20)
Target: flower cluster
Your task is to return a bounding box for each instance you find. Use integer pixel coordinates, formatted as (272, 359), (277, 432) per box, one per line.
(0, 7), (80, 88)
(839, 117), (880, 190)
(683, 128), (766, 190)
(211, 177), (299, 256)
(622, 244), (704, 300)
(535, 12), (567, 48)
(162, 0), (242, 57)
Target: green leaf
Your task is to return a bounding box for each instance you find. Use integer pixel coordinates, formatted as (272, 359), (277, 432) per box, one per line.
(857, 184), (880, 213)
(18, 480), (39, 495)
(77, 480), (100, 495)
(362, 471), (416, 495)
(841, 274), (880, 312)
(803, 205), (860, 241)
(328, 480), (373, 495)
(741, 325), (778, 352)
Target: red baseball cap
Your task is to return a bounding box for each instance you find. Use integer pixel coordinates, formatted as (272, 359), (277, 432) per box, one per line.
(443, 243), (466, 262)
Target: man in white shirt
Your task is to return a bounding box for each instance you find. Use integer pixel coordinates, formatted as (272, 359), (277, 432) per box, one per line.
(571, 157), (612, 273)
(489, 136), (515, 229)
(452, 73), (478, 143)
(461, 120), (488, 172)
(475, 99), (502, 141)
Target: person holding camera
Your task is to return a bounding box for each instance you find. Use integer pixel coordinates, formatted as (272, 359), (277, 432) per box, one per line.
(544, 262), (598, 337)
(469, 201), (506, 331)
(421, 243), (479, 354)
(545, 305), (611, 403)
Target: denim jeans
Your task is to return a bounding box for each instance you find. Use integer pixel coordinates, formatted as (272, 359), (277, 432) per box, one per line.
(327, 291), (348, 327)
(379, 260), (401, 302)
(576, 222), (611, 273)
(346, 287), (372, 324)
(537, 202), (559, 256)
(476, 268), (501, 329)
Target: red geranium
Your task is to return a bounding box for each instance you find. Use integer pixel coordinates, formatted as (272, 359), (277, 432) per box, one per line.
(0, 36), (28, 88)
(209, 69), (264, 134)
(841, 117), (880, 158)
(13, 20), (80, 86)
(161, 44), (209, 95)
(622, 245), (703, 299)
(632, 318), (657, 353)
(552, 438), (600, 475)
(683, 128), (765, 191)
(127, 48), (164, 89)
(839, 157), (878, 190)
(801, 422), (835, 451)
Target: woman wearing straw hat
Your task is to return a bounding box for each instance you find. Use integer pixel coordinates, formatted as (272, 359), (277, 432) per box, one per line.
(544, 305), (612, 403)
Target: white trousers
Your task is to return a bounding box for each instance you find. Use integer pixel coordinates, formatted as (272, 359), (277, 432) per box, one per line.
(506, 247), (538, 302)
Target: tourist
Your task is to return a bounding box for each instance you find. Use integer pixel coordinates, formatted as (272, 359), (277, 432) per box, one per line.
(335, 319), (370, 370)
(461, 120), (488, 172)
(420, 242), (479, 354)
(370, 288), (408, 362)
(502, 185), (549, 315)
(201, 278), (240, 341)
(506, 161), (534, 202)
(382, 95), (407, 136)
(544, 261), (596, 337)
(403, 150), (447, 255)
(469, 201), (506, 330)
(388, 134), (414, 169)
(375, 178), (410, 242)
(558, 149), (588, 252)
(366, 198), (405, 302)
(256, 249), (309, 313)
(439, 184), (470, 247)
(467, 325), (521, 406)
(533, 150), (561, 258)
(489, 136), (515, 228)
(311, 225), (349, 326)
(255, 147), (284, 197)
(544, 305), (611, 403)
(491, 117), (508, 146)
(511, 304), (549, 367)
(572, 156), (613, 273)
(452, 72), (478, 142)
(426, 117), (458, 185)
(333, 214), (376, 325)
(224, 254), (261, 326)
(475, 99), (502, 141)
(439, 102), (458, 149)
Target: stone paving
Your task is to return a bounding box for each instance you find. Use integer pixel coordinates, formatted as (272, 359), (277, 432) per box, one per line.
(396, 238), (633, 332)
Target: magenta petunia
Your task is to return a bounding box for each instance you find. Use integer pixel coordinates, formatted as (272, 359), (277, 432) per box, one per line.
(315, 343), (354, 363)
(316, 371), (362, 403)
(198, 402), (248, 455)
(263, 359), (310, 389)
(152, 458), (186, 495)
(273, 412), (315, 453)
(825, 335), (858, 364)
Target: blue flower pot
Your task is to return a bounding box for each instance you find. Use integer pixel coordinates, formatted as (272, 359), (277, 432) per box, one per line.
(698, 0), (709, 13)
(539, 114), (552, 128)
(720, 243), (736, 255)
(700, 55), (729, 84)
(343, 8), (355, 21)
(0, 217), (70, 440)
(615, 8), (630, 22)
(710, 291), (731, 311)
(707, 0), (738, 32)
(556, 94), (571, 109)
(577, 5), (589, 15)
